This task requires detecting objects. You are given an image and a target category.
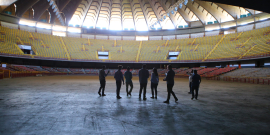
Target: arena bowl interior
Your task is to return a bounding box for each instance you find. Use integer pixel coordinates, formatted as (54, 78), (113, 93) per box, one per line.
(0, 0), (270, 68)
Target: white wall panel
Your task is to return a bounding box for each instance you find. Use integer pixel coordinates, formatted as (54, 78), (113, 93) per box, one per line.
(20, 25), (35, 32)
(191, 33), (204, 38)
(1, 22), (18, 29)
(67, 32), (80, 38)
(82, 34), (95, 39)
(37, 28), (52, 34)
(176, 34), (189, 39)
(255, 20), (270, 29)
(163, 35), (175, 40)
(109, 36), (121, 40)
(96, 35), (108, 40)
(149, 36), (162, 40)
(205, 31), (219, 37)
(122, 36), (135, 40)
(237, 24), (254, 32)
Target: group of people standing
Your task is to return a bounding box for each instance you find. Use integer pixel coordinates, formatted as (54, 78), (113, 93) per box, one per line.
(98, 64), (201, 103)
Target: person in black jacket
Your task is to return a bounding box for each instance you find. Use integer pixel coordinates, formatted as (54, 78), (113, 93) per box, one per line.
(138, 65), (149, 100)
(191, 70), (201, 100)
(98, 65), (110, 96)
(114, 66), (125, 99)
(163, 65), (178, 104)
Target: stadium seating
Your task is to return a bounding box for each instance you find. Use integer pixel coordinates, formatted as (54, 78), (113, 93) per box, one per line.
(220, 68), (270, 79)
(1, 26), (270, 62)
(203, 67), (237, 77)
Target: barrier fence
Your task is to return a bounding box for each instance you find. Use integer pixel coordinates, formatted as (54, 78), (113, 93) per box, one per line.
(10, 72), (68, 78)
(0, 72), (3, 79)
(0, 70), (10, 78)
(0, 70), (68, 79)
(207, 76), (270, 85)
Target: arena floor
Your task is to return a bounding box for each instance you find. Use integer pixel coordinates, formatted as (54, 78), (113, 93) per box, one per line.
(0, 75), (270, 135)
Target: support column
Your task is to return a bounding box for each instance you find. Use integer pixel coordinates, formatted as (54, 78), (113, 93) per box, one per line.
(238, 62), (241, 69)
(227, 63), (230, 67)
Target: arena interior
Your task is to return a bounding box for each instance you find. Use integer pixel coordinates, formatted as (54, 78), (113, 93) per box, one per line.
(0, 0), (270, 134)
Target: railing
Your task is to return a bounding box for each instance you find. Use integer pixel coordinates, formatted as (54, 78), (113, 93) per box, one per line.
(0, 72), (3, 79)
(10, 71), (68, 78)
(207, 76), (270, 85)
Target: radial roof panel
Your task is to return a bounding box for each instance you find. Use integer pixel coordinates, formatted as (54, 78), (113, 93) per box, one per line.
(3, 0), (270, 31)
(109, 0), (122, 30)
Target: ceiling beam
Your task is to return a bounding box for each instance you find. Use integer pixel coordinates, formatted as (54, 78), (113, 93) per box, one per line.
(93, 0), (103, 28)
(129, 0), (138, 30)
(61, 0), (82, 25)
(148, 0), (163, 28)
(138, 0), (151, 30)
(81, 0), (93, 26)
(32, 0), (50, 21)
(201, 0), (270, 14)
(15, 0), (39, 17)
(157, 0), (177, 28)
(0, 0), (17, 13)
(49, 0), (71, 24)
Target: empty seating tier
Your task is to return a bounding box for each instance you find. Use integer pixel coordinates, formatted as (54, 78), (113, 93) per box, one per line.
(1, 26), (270, 62)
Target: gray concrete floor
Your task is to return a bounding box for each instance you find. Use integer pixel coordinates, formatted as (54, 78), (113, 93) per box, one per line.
(0, 75), (270, 135)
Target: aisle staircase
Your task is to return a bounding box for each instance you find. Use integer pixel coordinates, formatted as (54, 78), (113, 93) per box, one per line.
(202, 35), (226, 61)
(60, 37), (71, 60)
(136, 41), (142, 62)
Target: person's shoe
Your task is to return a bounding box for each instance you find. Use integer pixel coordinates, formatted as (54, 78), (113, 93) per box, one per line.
(150, 96), (155, 99)
(139, 96), (141, 99)
(163, 101), (169, 104)
(129, 93), (132, 96)
(175, 98), (178, 102)
(188, 92), (191, 94)
(155, 97), (157, 99)
(98, 92), (101, 96)
(102, 94), (106, 96)
(191, 97), (194, 100)
(143, 97), (147, 100)
(195, 98), (197, 100)
(127, 93), (129, 96)
(117, 96), (122, 99)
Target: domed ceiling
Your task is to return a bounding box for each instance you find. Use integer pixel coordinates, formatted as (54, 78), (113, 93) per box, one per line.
(1, 0), (269, 31)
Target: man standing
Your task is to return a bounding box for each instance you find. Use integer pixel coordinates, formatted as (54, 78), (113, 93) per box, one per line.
(114, 66), (125, 99)
(187, 70), (193, 94)
(138, 65), (149, 100)
(163, 65), (178, 104)
(124, 66), (133, 96)
(98, 65), (110, 96)
(191, 70), (201, 100)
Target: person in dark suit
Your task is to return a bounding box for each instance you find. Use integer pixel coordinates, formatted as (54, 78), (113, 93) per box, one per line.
(138, 65), (149, 100)
(98, 65), (110, 96)
(163, 65), (178, 104)
(114, 65), (124, 99)
(191, 70), (201, 100)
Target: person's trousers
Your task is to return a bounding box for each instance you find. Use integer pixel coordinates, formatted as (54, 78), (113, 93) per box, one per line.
(116, 80), (122, 97)
(166, 83), (178, 101)
(98, 80), (106, 94)
(189, 82), (192, 93)
(151, 82), (158, 97)
(139, 83), (147, 98)
(192, 85), (199, 99)
(126, 82), (133, 94)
